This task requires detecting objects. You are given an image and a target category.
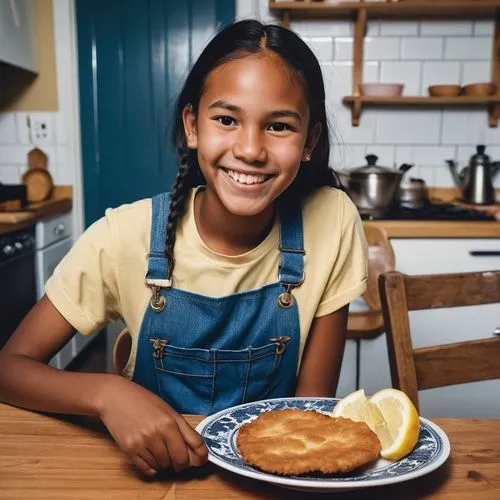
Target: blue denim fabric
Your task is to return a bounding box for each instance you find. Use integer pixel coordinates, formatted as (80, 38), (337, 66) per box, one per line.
(132, 192), (304, 415)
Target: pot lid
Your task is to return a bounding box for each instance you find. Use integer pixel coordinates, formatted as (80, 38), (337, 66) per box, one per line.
(351, 154), (398, 175)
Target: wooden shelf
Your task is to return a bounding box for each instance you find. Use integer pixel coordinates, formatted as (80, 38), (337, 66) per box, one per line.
(270, 1), (500, 19)
(343, 95), (500, 125)
(271, 1), (500, 127)
(343, 95), (500, 104)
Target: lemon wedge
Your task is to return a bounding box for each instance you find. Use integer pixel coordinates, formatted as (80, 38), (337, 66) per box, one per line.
(332, 388), (420, 461)
(370, 388), (420, 460)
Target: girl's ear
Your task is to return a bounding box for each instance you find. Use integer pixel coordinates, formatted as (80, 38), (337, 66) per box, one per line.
(302, 122), (323, 162)
(182, 104), (198, 149)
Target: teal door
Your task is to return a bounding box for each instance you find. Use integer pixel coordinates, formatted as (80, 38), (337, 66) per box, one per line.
(76, 0), (234, 226)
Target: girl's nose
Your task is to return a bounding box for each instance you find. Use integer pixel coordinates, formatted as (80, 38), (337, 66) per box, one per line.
(232, 128), (267, 164)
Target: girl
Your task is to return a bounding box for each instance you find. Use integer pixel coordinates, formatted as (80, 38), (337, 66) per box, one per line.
(0, 20), (367, 477)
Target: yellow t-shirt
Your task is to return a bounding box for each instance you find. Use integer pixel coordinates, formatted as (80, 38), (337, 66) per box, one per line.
(45, 186), (367, 379)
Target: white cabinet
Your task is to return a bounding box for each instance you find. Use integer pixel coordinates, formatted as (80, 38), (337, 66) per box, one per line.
(36, 212), (93, 369)
(359, 238), (500, 418)
(0, 0), (37, 72)
(390, 238), (500, 275)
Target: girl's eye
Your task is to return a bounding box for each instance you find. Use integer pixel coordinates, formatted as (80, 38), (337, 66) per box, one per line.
(216, 116), (236, 126)
(268, 122), (291, 132)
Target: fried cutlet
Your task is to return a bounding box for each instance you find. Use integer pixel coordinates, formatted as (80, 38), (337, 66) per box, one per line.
(236, 409), (381, 476)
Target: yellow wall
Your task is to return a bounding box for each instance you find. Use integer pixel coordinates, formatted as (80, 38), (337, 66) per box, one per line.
(1, 0), (58, 111)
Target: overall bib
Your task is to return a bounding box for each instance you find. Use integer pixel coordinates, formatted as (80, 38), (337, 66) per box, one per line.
(132, 192), (305, 415)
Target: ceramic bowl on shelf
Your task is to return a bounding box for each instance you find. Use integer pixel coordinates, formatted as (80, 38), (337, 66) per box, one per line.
(428, 84), (461, 97)
(359, 83), (404, 97)
(461, 82), (496, 96)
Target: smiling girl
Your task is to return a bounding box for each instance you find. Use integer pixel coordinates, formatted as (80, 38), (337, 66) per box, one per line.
(0, 20), (367, 477)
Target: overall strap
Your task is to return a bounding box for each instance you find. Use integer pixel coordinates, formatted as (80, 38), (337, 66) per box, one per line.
(277, 197), (305, 287)
(145, 192), (172, 288)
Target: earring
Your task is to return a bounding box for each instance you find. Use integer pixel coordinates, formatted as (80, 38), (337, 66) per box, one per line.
(303, 150), (311, 162)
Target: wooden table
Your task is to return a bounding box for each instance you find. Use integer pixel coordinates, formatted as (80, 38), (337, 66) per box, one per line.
(0, 404), (499, 499)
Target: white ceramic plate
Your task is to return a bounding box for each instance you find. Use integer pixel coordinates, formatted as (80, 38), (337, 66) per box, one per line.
(195, 397), (450, 493)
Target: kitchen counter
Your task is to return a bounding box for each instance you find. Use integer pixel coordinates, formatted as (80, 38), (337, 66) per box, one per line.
(0, 186), (72, 236)
(363, 188), (500, 238)
(363, 219), (500, 238)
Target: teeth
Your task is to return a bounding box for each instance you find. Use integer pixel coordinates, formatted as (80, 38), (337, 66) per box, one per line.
(226, 169), (268, 185)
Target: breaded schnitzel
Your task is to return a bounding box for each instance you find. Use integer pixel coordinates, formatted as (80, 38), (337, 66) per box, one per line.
(236, 409), (381, 475)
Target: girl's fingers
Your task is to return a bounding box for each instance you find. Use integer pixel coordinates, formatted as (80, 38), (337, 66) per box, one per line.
(187, 447), (208, 467)
(146, 439), (173, 470)
(137, 448), (160, 472)
(175, 416), (209, 463)
(160, 424), (190, 471)
(132, 455), (157, 477)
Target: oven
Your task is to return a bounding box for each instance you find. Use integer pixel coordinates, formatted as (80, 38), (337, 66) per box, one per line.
(0, 227), (37, 350)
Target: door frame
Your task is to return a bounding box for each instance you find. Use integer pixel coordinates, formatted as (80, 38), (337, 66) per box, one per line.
(52, 0), (85, 238)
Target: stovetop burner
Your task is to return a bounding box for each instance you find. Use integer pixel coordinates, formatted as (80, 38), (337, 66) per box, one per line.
(360, 203), (497, 221)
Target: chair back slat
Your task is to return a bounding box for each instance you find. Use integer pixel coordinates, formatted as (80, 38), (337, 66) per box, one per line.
(415, 337), (500, 389)
(404, 271), (500, 311)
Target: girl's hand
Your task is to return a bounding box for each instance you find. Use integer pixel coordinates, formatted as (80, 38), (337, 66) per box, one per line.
(97, 376), (208, 476)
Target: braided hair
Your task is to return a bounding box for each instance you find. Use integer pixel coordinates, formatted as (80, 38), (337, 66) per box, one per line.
(164, 146), (196, 275)
(164, 20), (340, 278)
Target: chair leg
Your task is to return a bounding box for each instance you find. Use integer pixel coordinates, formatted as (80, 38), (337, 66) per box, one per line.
(355, 339), (360, 391)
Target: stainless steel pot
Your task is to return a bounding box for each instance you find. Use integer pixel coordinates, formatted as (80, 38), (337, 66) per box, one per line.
(337, 155), (414, 215)
(398, 178), (429, 209)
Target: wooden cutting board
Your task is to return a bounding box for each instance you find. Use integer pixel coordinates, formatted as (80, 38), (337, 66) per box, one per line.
(0, 211), (35, 223)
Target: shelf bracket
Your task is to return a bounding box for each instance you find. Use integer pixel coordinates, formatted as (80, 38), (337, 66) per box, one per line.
(490, 8), (500, 127)
(352, 98), (362, 126)
(281, 10), (291, 29)
(351, 8), (367, 126)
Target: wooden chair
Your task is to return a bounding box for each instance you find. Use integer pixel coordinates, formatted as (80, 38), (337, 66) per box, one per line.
(379, 270), (500, 411)
(347, 224), (395, 340)
(113, 328), (132, 375)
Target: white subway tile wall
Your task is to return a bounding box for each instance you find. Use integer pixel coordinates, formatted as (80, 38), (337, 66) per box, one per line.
(0, 111), (68, 185)
(380, 61), (421, 95)
(461, 61), (491, 85)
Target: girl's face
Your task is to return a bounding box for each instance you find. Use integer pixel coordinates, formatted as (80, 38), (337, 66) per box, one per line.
(182, 53), (321, 217)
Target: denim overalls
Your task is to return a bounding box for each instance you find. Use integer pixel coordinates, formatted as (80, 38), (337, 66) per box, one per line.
(132, 192), (305, 415)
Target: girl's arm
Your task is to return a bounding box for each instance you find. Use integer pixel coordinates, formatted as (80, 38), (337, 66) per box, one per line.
(0, 295), (207, 475)
(0, 295), (113, 415)
(295, 304), (349, 397)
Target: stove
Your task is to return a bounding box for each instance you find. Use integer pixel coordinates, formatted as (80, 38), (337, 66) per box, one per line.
(360, 203), (497, 221)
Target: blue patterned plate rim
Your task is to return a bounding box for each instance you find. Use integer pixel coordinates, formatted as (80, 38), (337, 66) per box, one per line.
(195, 397), (451, 491)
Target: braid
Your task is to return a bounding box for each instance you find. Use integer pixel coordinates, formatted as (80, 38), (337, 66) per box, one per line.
(165, 146), (195, 279)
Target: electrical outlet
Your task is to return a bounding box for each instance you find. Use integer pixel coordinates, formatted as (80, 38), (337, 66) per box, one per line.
(28, 114), (54, 146)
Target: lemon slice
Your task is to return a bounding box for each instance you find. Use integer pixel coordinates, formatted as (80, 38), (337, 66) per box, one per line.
(333, 388), (420, 460)
(332, 389), (393, 449)
(370, 388), (420, 460)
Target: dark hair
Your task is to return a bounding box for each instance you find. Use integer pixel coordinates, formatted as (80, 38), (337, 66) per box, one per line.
(165, 19), (339, 275)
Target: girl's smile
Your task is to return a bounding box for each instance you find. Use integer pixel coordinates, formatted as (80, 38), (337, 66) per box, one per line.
(222, 167), (272, 186)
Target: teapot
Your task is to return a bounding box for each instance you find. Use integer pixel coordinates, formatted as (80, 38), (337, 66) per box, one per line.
(446, 145), (500, 205)
(337, 154), (413, 214)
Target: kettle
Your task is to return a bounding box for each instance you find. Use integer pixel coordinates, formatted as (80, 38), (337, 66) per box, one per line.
(446, 145), (500, 205)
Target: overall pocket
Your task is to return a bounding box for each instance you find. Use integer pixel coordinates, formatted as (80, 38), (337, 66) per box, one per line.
(150, 337), (289, 414)
(152, 342), (215, 415)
